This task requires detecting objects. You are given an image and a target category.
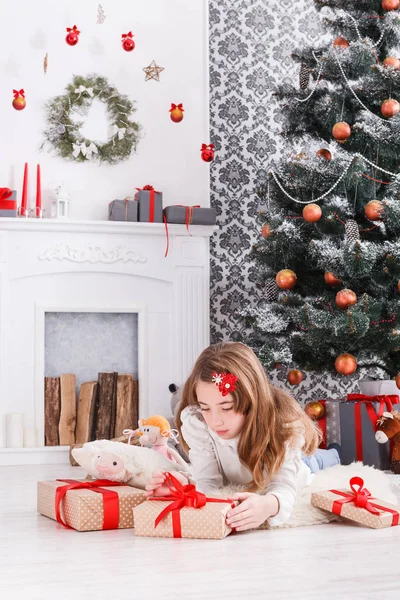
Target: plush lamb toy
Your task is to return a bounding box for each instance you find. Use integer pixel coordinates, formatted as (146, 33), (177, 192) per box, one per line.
(71, 439), (192, 489)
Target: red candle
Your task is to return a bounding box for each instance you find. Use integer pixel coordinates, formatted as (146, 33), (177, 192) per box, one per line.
(21, 162), (28, 216)
(35, 164), (41, 216)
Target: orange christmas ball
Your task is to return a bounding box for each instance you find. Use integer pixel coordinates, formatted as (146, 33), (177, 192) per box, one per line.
(276, 269), (297, 290)
(333, 37), (349, 48)
(365, 200), (384, 221)
(332, 122), (351, 143)
(335, 353), (357, 375)
(316, 149), (332, 161)
(383, 56), (400, 69)
(304, 401), (325, 421)
(287, 369), (303, 386)
(261, 224), (272, 238)
(381, 99), (400, 118)
(382, 0), (400, 10)
(396, 373), (400, 389)
(324, 272), (341, 286)
(169, 103), (184, 123)
(303, 203), (322, 223)
(335, 289), (358, 310)
(12, 96), (26, 111)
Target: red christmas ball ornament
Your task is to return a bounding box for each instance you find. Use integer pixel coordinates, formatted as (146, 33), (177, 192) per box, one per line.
(303, 203), (322, 223)
(287, 369), (303, 386)
(324, 272), (341, 286)
(383, 56), (400, 69)
(170, 103), (184, 123)
(335, 353), (357, 376)
(304, 401), (325, 421)
(398, 280), (400, 293)
(122, 31), (135, 52)
(382, 0), (400, 10)
(396, 373), (400, 389)
(333, 37), (349, 48)
(365, 200), (384, 221)
(332, 122), (351, 143)
(201, 143), (215, 162)
(65, 25), (80, 46)
(381, 99), (400, 118)
(261, 223), (272, 238)
(316, 149), (332, 161)
(335, 289), (358, 310)
(276, 269), (297, 290)
(12, 89), (26, 111)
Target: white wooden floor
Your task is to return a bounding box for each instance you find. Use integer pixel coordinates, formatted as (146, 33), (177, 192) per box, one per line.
(1, 464), (400, 600)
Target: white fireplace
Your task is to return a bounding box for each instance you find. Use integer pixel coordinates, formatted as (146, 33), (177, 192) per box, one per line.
(0, 218), (215, 465)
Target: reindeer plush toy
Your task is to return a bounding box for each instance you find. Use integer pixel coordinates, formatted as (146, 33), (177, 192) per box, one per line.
(375, 411), (400, 474)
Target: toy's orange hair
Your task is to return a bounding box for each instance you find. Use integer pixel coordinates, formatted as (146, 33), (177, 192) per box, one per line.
(141, 415), (171, 437)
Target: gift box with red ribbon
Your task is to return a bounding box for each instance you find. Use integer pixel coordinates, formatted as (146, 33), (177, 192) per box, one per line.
(108, 198), (138, 222)
(0, 188), (17, 217)
(37, 479), (147, 531)
(164, 205), (216, 226)
(133, 473), (235, 539)
(135, 185), (163, 223)
(311, 476), (399, 529)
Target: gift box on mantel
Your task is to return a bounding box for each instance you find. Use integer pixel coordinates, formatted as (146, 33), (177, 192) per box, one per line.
(133, 473), (234, 539)
(37, 479), (147, 532)
(135, 185), (163, 223)
(164, 205), (217, 226)
(0, 188), (17, 217)
(311, 476), (399, 529)
(108, 198), (138, 222)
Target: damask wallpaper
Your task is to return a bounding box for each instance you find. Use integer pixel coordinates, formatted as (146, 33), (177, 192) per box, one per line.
(208, 0), (383, 403)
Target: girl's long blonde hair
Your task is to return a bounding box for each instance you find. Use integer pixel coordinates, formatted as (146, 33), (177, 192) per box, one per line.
(176, 342), (320, 492)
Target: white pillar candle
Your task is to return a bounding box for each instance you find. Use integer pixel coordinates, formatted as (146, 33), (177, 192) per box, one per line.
(24, 427), (37, 448)
(6, 413), (24, 448)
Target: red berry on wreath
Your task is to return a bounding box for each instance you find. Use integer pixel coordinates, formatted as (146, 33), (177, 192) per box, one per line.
(122, 31), (135, 52)
(12, 89), (26, 111)
(201, 143), (215, 162)
(170, 103), (184, 123)
(66, 25), (80, 46)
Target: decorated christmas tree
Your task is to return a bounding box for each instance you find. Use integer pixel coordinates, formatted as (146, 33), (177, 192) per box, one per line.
(242, 0), (400, 386)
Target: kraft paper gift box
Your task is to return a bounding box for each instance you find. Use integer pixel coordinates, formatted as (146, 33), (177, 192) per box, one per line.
(37, 479), (147, 532)
(0, 188), (17, 217)
(108, 199), (138, 222)
(311, 476), (400, 529)
(135, 186), (163, 223)
(164, 206), (217, 226)
(133, 472), (234, 539)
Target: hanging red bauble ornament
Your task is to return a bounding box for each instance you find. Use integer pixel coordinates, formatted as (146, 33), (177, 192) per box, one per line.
(381, 99), (400, 118)
(382, 0), (400, 11)
(316, 149), (332, 161)
(303, 203), (322, 223)
(332, 121), (351, 143)
(333, 37), (349, 48)
(335, 353), (357, 375)
(304, 401), (325, 421)
(396, 373), (400, 389)
(287, 369), (303, 386)
(170, 103), (184, 123)
(201, 143), (215, 162)
(276, 269), (297, 290)
(12, 89), (26, 111)
(383, 57), (400, 69)
(398, 280), (400, 292)
(335, 289), (358, 310)
(261, 223), (272, 238)
(122, 31), (135, 52)
(65, 25), (80, 46)
(324, 272), (341, 286)
(365, 200), (384, 221)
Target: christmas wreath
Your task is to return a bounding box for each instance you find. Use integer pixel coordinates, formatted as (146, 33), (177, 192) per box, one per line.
(42, 74), (141, 165)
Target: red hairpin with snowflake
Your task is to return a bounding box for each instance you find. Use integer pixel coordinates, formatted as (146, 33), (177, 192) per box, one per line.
(212, 372), (238, 396)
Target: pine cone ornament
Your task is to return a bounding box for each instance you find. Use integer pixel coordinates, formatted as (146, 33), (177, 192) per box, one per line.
(265, 278), (279, 302)
(345, 219), (360, 243)
(299, 63), (311, 90)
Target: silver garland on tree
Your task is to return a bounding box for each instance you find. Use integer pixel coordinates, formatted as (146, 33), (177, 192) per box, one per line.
(345, 219), (361, 243)
(299, 63), (311, 90)
(265, 278), (279, 302)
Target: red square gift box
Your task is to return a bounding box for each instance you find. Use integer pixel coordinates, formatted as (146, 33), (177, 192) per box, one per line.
(133, 473), (235, 539)
(311, 476), (399, 529)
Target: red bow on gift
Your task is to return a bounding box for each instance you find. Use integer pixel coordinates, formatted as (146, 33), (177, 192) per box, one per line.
(201, 143), (215, 151)
(347, 394), (399, 405)
(122, 31), (134, 39)
(0, 188), (12, 200)
(66, 25), (80, 34)
(13, 89), (25, 99)
(142, 185), (154, 191)
(330, 476), (399, 524)
(149, 472), (233, 538)
(170, 103), (184, 111)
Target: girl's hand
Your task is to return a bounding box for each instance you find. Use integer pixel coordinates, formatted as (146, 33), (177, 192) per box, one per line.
(144, 470), (189, 497)
(226, 493), (279, 531)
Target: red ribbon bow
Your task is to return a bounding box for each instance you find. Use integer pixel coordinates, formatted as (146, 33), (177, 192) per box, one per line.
(66, 25), (80, 34)
(330, 476), (399, 525)
(170, 103), (184, 111)
(0, 188), (12, 200)
(201, 143), (215, 151)
(142, 185), (154, 191)
(13, 89), (25, 99)
(149, 472), (233, 538)
(55, 479), (125, 530)
(122, 31), (133, 39)
(347, 394), (399, 404)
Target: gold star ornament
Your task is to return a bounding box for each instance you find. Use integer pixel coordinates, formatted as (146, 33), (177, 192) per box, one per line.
(143, 60), (164, 82)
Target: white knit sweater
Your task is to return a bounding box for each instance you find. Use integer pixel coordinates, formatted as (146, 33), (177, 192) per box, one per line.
(180, 406), (313, 527)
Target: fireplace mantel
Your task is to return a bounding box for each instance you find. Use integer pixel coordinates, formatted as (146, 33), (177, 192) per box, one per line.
(0, 218), (217, 464)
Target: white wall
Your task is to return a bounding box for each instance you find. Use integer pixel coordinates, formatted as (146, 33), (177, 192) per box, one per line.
(0, 0), (210, 220)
